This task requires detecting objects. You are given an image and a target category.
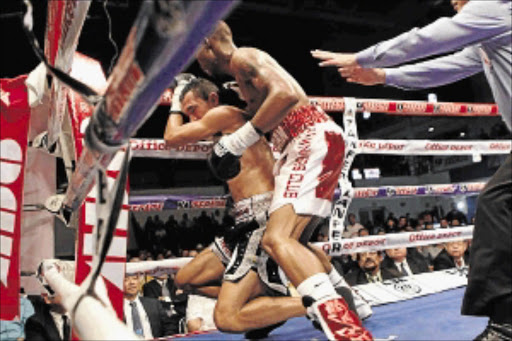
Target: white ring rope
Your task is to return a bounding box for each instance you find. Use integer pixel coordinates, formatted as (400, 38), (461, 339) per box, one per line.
(129, 139), (511, 159)
(159, 93), (500, 117)
(122, 226), (473, 277)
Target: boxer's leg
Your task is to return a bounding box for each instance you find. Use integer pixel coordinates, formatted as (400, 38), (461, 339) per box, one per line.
(214, 270), (304, 333)
(175, 248), (224, 298)
(261, 204), (327, 286)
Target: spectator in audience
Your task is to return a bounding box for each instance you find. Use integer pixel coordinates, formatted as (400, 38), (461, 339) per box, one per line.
(1, 290), (34, 341)
(450, 218), (461, 227)
(397, 216), (408, 231)
(186, 294), (217, 332)
(433, 240), (470, 271)
(382, 247), (430, 278)
(25, 270), (72, 341)
(384, 218), (398, 234)
(358, 228), (370, 237)
(123, 273), (177, 338)
(143, 273), (176, 304)
(130, 257), (141, 263)
(343, 213), (364, 238)
(188, 250), (199, 258)
(345, 251), (395, 285)
(440, 218), (450, 229)
(446, 203), (468, 225)
(375, 228), (386, 235)
(181, 250), (189, 258)
(25, 295), (69, 341)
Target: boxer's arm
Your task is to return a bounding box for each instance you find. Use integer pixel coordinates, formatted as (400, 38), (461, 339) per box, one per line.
(231, 50), (299, 133)
(356, 0), (510, 68)
(164, 113), (184, 140)
(164, 107), (241, 147)
(383, 46), (483, 89)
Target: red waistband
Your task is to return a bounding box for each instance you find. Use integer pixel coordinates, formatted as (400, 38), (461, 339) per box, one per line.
(270, 105), (330, 152)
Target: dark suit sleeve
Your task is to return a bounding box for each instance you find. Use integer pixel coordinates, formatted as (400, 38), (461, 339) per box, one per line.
(143, 281), (160, 299)
(25, 316), (48, 341)
(433, 251), (455, 271)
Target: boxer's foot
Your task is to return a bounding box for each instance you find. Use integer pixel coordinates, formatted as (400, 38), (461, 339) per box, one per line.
(303, 295), (373, 341)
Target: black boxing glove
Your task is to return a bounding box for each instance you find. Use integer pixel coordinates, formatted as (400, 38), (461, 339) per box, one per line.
(208, 122), (263, 181)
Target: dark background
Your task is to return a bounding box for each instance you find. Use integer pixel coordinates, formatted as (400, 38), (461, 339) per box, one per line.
(1, 0), (508, 191)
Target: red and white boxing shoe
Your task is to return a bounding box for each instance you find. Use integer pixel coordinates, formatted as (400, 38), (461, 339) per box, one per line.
(303, 295), (373, 340)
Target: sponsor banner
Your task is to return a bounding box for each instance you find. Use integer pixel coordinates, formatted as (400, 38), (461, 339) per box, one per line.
(129, 139), (511, 160)
(126, 258), (193, 277)
(357, 139), (511, 155)
(433, 155), (473, 172)
(129, 195), (229, 211)
(130, 139), (213, 159)
(318, 226), (473, 255)
(354, 268), (468, 306)
(348, 182), (485, 199)
(306, 97), (499, 116)
(127, 182), (484, 212)
(0, 76), (31, 320)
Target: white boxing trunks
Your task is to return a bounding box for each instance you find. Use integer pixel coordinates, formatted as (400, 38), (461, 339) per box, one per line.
(224, 191), (289, 296)
(269, 105), (345, 218)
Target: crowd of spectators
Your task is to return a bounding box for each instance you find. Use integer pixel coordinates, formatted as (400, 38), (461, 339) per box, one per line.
(325, 206), (472, 287)
(128, 210), (235, 262)
(119, 203), (473, 338)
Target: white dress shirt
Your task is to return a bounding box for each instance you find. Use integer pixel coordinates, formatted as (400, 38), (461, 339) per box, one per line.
(394, 260), (413, 276)
(124, 296), (153, 340)
(49, 311), (70, 340)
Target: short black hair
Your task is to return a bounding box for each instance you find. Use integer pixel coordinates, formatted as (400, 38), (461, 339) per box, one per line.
(180, 78), (219, 103)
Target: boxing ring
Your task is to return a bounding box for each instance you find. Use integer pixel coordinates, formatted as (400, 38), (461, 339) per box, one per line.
(38, 94), (509, 340)
(2, 1), (510, 339)
(162, 288), (486, 340)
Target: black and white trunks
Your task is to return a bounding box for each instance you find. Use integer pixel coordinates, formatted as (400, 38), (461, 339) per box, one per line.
(222, 191), (289, 296)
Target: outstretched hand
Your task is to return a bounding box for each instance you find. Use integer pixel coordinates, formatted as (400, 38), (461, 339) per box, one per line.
(310, 50), (359, 68)
(339, 67), (386, 86)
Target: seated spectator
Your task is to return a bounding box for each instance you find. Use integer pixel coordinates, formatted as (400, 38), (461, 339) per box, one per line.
(343, 213), (364, 238)
(433, 240), (469, 271)
(450, 218), (461, 227)
(1, 290), (34, 341)
(358, 228), (370, 237)
(397, 216), (408, 230)
(188, 250), (199, 258)
(331, 254), (358, 276)
(419, 243), (444, 269)
(375, 228), (386, 235)
(123, 273), (177, 338)
(381, 247), (430, 278)
(25, 294), (70, 341)
(143, 273), (175, 304)
(446, 203), (468, 225)
(345, 251), (396, 285)
(384, 218), (398, 234)
(439, 218), (450, 229)
(186, 295), (217, 332)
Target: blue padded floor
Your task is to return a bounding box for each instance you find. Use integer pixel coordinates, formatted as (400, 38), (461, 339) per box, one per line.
(170, 287), (488, 340)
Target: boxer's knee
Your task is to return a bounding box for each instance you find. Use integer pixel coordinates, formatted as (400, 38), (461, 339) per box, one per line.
(214, 305), (243, 333)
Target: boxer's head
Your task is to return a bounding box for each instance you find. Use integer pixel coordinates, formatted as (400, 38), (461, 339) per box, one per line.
(179, 78), (220, 120)
(450, 0), (469, 13)
(197, 21), (236, 77)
